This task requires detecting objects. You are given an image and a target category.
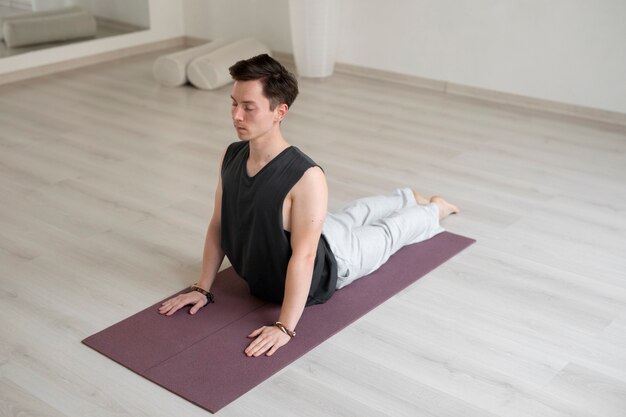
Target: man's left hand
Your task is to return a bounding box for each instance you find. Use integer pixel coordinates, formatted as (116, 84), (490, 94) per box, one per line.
(245, 325), (291, 357)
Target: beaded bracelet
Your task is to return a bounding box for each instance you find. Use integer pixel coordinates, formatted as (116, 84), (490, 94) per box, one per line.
(190, 283), (214, 305)
(274, 321), (296, 338)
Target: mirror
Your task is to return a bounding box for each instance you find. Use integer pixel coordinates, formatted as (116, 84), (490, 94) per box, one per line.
(0, 0), (150, 58)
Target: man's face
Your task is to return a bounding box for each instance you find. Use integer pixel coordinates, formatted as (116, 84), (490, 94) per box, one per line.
(230, 80), (283, 141)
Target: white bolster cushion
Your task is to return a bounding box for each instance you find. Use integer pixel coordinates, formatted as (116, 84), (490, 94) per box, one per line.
(0, 5), (82, 41)
(3, 10), (97, 48)
(152, 39), (233, 87)
(187, 38), (271, 90)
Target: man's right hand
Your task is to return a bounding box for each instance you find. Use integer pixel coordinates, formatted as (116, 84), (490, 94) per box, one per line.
(158, 291), (208, 316)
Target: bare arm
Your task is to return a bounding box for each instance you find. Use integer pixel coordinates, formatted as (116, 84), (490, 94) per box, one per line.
(245, 166), (328, 356)
(278, 167), (328, 330)
(159, 151), (226, 316)
(196, 172), (225, 292)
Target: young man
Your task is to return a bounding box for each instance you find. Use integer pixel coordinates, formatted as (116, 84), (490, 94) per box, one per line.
(158, 54), (458, 357)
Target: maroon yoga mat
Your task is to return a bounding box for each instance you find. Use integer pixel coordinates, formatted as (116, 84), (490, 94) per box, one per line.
(83, 231), (475, 413)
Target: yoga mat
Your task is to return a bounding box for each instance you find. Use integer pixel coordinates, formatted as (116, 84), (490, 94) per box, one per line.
(83, 231), (475, 413)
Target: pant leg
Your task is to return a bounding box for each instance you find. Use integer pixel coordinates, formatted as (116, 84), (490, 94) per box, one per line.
(323, 191), (444, 289)
(328, 188), (417, 228)
(323, 188), (416, 278)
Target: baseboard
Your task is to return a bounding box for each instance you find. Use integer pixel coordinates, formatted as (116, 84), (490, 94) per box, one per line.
(446, 82), (626, 128)
(184, 36), (211, 47)
(0, 37), (186, 86)
(335, 61), (448, 94)
(335, 62), (626, 128)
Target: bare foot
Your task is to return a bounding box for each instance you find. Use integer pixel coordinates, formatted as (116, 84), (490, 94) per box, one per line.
(412, 190), (431, 205)
(430, 196), (459, 220)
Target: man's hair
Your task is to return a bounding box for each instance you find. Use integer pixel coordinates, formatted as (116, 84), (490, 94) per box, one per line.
(229, 54), (299, 110)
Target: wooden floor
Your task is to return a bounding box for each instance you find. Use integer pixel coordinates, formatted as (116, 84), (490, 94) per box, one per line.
(1, 49), (626, 417)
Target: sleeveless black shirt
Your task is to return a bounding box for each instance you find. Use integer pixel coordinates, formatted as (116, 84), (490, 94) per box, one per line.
(220, 141), (338, 305)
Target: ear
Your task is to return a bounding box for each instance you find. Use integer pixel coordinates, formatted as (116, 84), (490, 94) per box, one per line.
(275, 103), (289, 122)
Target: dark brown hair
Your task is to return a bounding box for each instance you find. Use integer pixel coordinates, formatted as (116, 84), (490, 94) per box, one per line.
(229, 54), (299, 110)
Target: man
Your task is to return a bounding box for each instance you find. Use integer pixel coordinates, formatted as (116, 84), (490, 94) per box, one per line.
(158, 54), (458, 357)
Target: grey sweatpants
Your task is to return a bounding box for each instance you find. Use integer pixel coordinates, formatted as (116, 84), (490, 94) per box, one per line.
(322, 188), (444, 289)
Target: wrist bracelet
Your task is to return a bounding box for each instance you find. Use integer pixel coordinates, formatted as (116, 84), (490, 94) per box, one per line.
(274, 321), (296, 338)
(190, 283), (214, 305)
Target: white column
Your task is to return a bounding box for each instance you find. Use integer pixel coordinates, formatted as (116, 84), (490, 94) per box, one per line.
(288, 0), (339, 78)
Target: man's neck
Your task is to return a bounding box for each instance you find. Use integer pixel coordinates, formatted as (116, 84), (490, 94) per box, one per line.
(244, 131), (290, 177)
(247, 133), (290, 166)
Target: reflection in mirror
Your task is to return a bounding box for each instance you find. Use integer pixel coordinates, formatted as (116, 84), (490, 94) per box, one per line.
(0, 0), (150, 58)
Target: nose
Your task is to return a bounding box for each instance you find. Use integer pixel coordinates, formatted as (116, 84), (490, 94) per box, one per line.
(232, 105), (243, 121)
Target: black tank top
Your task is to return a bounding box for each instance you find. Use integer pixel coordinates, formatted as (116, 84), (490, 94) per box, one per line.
(220, 141), (338, 305)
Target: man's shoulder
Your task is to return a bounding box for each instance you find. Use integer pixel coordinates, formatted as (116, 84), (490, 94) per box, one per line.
(290, 156), (326, 197)
(290, 146), (321, 170)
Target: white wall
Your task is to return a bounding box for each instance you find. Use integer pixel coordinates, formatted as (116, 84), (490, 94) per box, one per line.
(185, 0), (626, 115)
(0, 0), (183, 75)
(184, 0), (291, 52)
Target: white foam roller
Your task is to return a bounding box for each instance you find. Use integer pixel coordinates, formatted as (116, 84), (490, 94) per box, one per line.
(152, 39), (233, 87)
(3, 10), (96, 48)
(187, 38), (271, 91)
(0, 5), (82, 42)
